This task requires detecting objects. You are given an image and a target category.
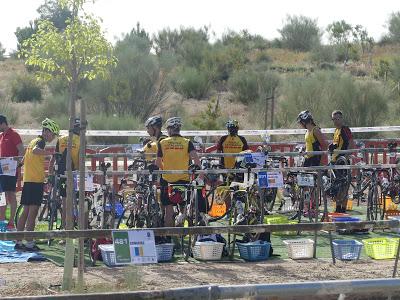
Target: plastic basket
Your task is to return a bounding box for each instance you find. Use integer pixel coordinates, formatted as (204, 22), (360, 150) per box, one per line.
(237, 240), (270, 261)
(388, 216), (400, 233)
(156, 243), (174, 262)
(192, 241), (224, 260)
(0, 221), (7, 232)
(380, 196), (398, 211)
(332, 217), (360, 222)
(98, 244), (117, 267)
(332, 239), (363, 261)
(283, 239), (314, 259)
(264, 215), (297, 235)
(326, 212), (350, 222)
(363, 238), (399, 260)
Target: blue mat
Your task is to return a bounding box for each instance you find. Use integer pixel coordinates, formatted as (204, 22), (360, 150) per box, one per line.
(0, 241), (46, 263)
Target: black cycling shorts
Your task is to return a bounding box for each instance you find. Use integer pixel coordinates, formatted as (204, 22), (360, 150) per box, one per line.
(0, 175), (17, 192)
(21, 182), (44, 206)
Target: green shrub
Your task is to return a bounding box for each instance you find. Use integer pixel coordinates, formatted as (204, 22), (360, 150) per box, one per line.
(10, 74), (42, 102)
(32, 94), (68, 120)
(310, 45), (336, 63)
(88, 114), (141, 144)
(0, 99), (17, 125)
(170, 67), (210, 99)
(228, 68), (259, 104)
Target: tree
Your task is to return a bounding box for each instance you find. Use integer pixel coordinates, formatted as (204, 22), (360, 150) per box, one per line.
(15, 0), (72, 51)
(388, 12), (400, 42)
(327, 20), (354, 63)
(278, 15), (321, 52)
(20, 0), (116, 290)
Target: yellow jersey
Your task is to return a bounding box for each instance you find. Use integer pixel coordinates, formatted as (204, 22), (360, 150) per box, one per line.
(305, 126), (322, 159)
(332, 126), (352, 162)
(56, 134), (80, 173)
(217, 135), (249, 169)
(157, 135), (194, 182)
(23, 136), (46, 183)
(143, 135), (167, 162)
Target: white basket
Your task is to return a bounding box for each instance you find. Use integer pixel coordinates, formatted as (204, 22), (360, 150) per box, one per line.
(192, 241), (224, 260)
(388, 216), (400, 233)
(98, 244), (117, 267)
(283, 239), (314, 259)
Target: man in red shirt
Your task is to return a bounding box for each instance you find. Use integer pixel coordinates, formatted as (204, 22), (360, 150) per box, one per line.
(0, 115), (24, 230)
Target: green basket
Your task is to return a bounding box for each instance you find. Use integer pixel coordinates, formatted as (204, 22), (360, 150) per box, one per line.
(362, 238), (399, 260)
(264, 215), (298, 236)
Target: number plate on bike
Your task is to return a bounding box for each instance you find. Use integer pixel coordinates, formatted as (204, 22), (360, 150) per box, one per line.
(297, 174), (315, 187)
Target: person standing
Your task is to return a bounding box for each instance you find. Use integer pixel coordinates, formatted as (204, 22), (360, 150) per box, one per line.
(0, 115), (24, 231)
(15, 118), (59, 251)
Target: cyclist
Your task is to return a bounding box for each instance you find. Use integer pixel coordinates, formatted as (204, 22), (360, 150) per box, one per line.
(156, 117), (204, 229)
(15, 118), (60, 251)
(329, 110), (355, 213)
(297, 110), (328, 167)
(294, 111), (327, 219)
(143, 116), (167, 162)
(0, 115), (24, 231)
(49, 118), (81, 230)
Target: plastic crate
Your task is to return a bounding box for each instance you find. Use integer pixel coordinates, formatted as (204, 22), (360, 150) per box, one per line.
(326, 213), (350, 222)
(388, 216), (400, 233)
(156, 243), (174, 262)
(236, 240), (270, 261)
(283, 239), (314, 259)
(0, 221), (7, 232)
(380, 196), (398, 211)
(192, 241), (224, 260)
(332, 239), (363, 261)
(264, 215), (297, 235)
(98, 244), (117, 267)
(332, 217), (360, 222)
(363, 238), (399, 260)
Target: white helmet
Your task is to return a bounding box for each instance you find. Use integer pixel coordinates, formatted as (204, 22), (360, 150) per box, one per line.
(166, 117), (182, 128)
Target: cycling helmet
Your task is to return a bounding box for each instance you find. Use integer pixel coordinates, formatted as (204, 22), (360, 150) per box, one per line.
(226, 119), (239, 129)
(165, 117), (182, 129)
(296, 110), (313, 123)
(73, 118), (81, 128)
(145, 116), (162, 128)
(42, 118), (60, 135)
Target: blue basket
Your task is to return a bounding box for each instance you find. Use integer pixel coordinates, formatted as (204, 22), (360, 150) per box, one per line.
(0, 221), (7, 232)
(332, 239), (363, 260)
(156, 243), (174, 262)
(332, 217), (360, 222)
(237, 240), (270, 261)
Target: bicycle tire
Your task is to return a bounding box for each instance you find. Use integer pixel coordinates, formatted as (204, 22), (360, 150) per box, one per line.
(264, 188), (277, 213)
(14, 204), (24, 228)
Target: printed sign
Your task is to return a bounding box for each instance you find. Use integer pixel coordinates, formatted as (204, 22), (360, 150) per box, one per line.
(112, 230), (157, 265)
(244, 152), (266, 168)
(73, 174), (94, 192)
(297, 173), (315, 187)
(258, 171), (284, 188)
(0, 193), (6, 207)
(0, 159), (17, 176)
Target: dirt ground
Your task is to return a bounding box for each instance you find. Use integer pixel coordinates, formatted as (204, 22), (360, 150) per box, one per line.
(0, 258), (398, 298)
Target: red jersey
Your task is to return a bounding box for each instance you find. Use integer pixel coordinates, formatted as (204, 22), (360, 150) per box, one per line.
(0, 128), (22, 157)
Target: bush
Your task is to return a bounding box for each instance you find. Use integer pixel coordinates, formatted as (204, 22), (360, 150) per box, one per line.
(276, 71), (389, 130)
(388, 12), (400, 42)
(228, 68), (259, 104)
(170, 67), (210, 99)
(0, 98), (17, 125)
(10, 74), (42, 102)
(32, 93), (68, 120)
(278, 15), (321, 52)
(88, 114), (142, 144)
(310, 45), (336, 63)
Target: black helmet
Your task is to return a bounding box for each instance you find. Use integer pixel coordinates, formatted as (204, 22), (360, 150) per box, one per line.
(296, 110), (313, 123)
(145, 116), (162, 128)
(226, 119), (239, 135)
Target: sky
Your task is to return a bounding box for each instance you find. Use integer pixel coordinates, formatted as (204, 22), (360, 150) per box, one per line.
(1, 0), (399, 54)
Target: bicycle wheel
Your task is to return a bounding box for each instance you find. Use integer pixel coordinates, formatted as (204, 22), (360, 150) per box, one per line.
(367, 184), (383, 221)
(264, 188), (277, 213)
